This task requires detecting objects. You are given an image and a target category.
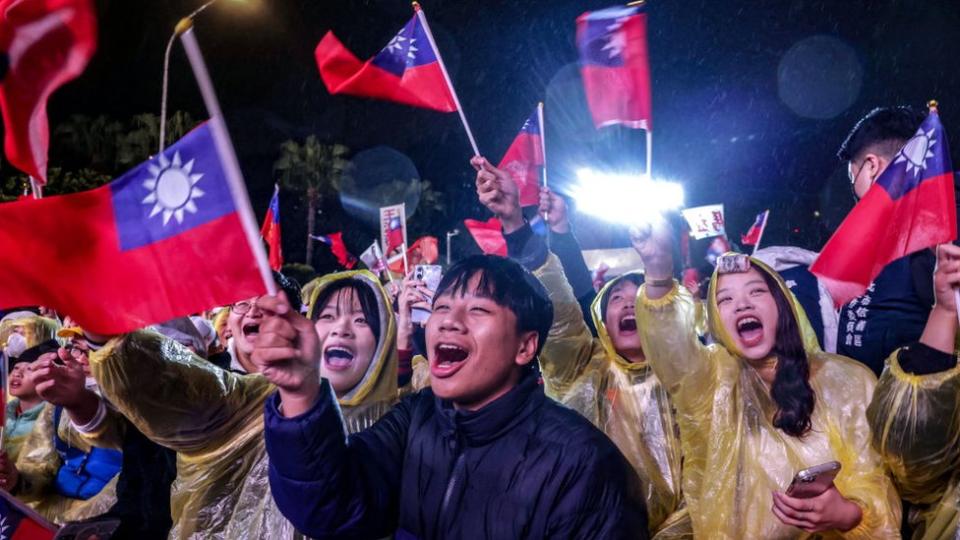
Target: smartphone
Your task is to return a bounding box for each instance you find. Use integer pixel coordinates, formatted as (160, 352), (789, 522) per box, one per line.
(785, 461), (841, 499)
(412, 265), (443, 324)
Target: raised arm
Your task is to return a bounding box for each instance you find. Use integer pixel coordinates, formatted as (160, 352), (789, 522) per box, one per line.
(90, 330), (273, 454)
(867, 244), (960, 504)
(255, 292), (408, 538)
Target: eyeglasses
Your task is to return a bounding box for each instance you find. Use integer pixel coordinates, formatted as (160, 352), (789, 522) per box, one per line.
(232, 298), (261, 315)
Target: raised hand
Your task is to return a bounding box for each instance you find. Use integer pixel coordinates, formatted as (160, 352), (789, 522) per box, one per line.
(471, 156), (523, 233)
(251, 292), (322, 417)
(538, 187), (570, 234)
(629, 217), (674, 282)
(772, 486), (862, 533)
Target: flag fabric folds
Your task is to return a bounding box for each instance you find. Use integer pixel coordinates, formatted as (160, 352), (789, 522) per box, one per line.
(315, 232), (356, 269)
(0, 0), (97, 184)
(388, 235), (439, 274)
(740, 210), (769, 246)
(359, 241), (387, 276)
(576, 5), (652, 130)
(464, 217), (507, 256)
(0, 481), (58, 539)
(811, 110), (957, 306)
(498, 106), (545, 207)
(0, 123), (268, 334)
(380, 204), (408, 267)
(260, 184), (283, 271)
(314, 8), (456, 113)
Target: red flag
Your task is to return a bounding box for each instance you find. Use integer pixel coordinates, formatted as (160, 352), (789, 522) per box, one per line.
(498, 105), (545, 207)
(315, 232), (356, 269)
(314, 7), (456, 113)
(576, 5), (652, 129)
(0, 0), (98, 184)
(464, 217), (507, 257)
(389, 235), (439, 274)
(0, 123), (269, 334)
(811, 110), (956, 306)
(260, 184), (282, 271)
(740, 210), (769, 246)
(0, 489), (57, 539)
(380, 204), (407, 268)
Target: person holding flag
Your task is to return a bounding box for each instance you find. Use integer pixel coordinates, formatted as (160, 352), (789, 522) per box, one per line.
(811, 104), (958, 375)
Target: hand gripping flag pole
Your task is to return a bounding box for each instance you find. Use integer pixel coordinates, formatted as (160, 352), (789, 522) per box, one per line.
(413, 2), (480, 156)
(178, 20), (277, 296)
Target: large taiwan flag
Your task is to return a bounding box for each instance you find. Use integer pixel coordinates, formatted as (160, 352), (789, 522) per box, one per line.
(314, 5), (456, 112)
(498, 105), (544, 207)
(811, 108), (956, 306)
(0, 122), (269, 334)
(576, 5), (652, 129)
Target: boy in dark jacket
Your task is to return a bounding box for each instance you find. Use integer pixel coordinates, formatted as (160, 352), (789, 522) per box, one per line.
(254, 255), (648, 540)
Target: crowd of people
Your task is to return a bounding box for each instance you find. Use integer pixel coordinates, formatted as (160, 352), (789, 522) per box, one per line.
(1, 105), (958, 539)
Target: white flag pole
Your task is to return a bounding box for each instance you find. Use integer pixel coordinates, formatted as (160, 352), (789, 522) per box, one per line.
(751, 209), (770, 257)
(414, 3), (480, 156)
(645, 129), (652, 179)
(537, 102), (548, 191)
(179, 23), (277, 296)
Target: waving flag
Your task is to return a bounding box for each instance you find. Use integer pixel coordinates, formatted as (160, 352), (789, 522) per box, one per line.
(314, 232), (356, 269)
(315, 6), (456, 112)
(464, 217), (507, 256)
(0, 475), (57, 539)
(0, 123), (269, 334)
(260, 184), (282, 271)
(812, 108), (956, 306)
(380, 204), (407, 272)
(359, 241), (387, 276)
(498, 105), (545, 207)
(576, 5), (652, 129)
(388, 235), (439, 274)
(740, 210), (769, 246)
(0, 0), (97, 185)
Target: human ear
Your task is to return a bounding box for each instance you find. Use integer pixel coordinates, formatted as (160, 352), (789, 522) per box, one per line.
(514, 331), (539, 367)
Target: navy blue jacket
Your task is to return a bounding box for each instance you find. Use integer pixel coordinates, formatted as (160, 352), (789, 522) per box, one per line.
(265, 373), (648, 539)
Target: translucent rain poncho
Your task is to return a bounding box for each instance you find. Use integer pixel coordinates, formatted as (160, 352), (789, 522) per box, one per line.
(867, 348), (960, 539)
(87, 270), (398, 539)
(534, 255), (689, 538)
(636, 257), (901, 539)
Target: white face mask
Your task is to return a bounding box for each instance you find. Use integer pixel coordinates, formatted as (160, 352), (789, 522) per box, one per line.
(3, 332), (27, 359)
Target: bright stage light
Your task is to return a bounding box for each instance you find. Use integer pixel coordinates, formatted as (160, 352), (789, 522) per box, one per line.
(570, 168), (684, 226)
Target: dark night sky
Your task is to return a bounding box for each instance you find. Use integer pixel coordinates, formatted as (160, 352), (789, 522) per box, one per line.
(35, 0), (960, 266)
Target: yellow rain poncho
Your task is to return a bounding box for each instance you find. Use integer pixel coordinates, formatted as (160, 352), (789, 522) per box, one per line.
(867, 350), (960, 539)
(0, 315), (59, 353)
(636, 257), (901, 539)
(534, 256), (688, 538)
(14, 403), (122, 523)
(87, 270), (398, 539)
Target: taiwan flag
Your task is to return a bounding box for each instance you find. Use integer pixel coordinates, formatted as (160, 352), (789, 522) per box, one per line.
(314, 6), (456, 113)
(740, 210), (769, 246)
(0, 0), (98, 185)
(315, 232), (356, 269)
(576, 5), (652, 129)
(0, 489), (57, 539)
(464, 217), (507, 257)
(0, 122), (269, 334)
(498, 105), (545, 207)
(811, 109), (957, 306)
(260, 184), (282, 271)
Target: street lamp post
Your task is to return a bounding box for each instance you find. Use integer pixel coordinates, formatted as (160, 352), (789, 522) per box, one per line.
(445, 229), (459, 266)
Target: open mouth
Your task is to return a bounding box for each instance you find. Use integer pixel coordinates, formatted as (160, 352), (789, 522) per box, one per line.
(736, 316), (764, 346)
(9, 381), (21, 389)
(241, 323), (260, 341)
(323, 346), (355, 370)
(618, 315), (637, 332)
(431, 343), (469, 378)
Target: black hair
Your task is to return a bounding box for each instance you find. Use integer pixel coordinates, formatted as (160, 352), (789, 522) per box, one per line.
(599, 274), (645, 319)
(310, 279), (381, 343)
(433, 255), (553, 357)
(760, 270), (815, 438)
(17, 339), (60, 363)
(272, 270), (303, 313)
(837, 106), (925, 162)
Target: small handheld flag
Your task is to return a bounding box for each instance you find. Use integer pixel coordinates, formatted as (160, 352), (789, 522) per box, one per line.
(464, 217), (507, 256)
(576, 5), (652, 131)
(0, 489), (57, 539)
(811, 104), (956, 307)
(359, 241), (388, 276)
(313, 232), (356, 269)
(682, 204), (726, 240)
(498, 105), (546, 207)
(380, 204), (408, 274)
(0, 0), (98, 186)
(260, 184), (283, 271)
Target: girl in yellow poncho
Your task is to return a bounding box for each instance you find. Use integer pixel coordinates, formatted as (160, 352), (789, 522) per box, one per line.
(633, 224), (900, 539)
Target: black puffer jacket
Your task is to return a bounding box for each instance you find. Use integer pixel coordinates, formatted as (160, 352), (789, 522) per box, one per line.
(265, 372), (648, 539)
